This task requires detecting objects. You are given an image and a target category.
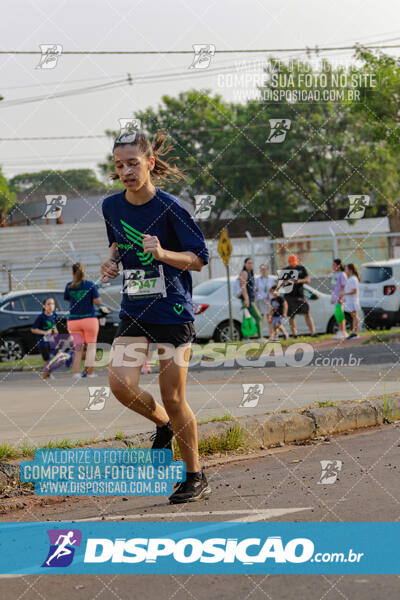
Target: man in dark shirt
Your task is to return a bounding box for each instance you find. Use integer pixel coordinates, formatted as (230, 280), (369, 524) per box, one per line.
(280, 254), (316, 337)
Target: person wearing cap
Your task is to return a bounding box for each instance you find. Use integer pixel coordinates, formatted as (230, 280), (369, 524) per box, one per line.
(281, 254), (316, 338)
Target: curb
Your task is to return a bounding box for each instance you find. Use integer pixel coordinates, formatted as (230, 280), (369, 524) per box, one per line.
(195, 396), (400, 449)
(1, 396), (399, 504)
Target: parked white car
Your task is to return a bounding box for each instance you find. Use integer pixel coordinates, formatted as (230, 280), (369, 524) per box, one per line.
(193, 277), (344, 341)
(360, 258), (400, 329)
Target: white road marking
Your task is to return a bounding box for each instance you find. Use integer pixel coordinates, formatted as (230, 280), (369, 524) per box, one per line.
(75, 507), (312, 523)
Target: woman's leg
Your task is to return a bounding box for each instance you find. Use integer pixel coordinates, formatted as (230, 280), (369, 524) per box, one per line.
(339, 318), (347, 335)
(351, 311), (359, 334)
(82, 318), (100, 375)
(67, 321), (84, 374)
(108, 336), (169, 425)
(248, 302), (263, 338)
(158, 344), (199, 473)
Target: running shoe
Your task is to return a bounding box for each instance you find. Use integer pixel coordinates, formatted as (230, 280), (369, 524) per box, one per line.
(347, 333), (359, 340)
(333, 331), (348, 339)
(150, 421), (174, 450)
(169, 469), (211, 504)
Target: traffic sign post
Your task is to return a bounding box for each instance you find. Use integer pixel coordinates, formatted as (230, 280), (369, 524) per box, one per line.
(217, 228), (234, 341)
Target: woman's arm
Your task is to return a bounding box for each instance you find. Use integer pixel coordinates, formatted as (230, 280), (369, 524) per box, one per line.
(31, 328), (49, 335)
(142, 235), (205, 272)
(100, 242), (120, 281)
(239, 271), (250, 307)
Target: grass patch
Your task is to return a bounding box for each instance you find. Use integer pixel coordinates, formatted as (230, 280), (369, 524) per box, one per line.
(114, 430), (125, 440)
(198, 413), (232, 425)
(41, 439), (77, 449)
(0, 443), (19, 460)
(173, 423), (244, 459)
(362, 328), (400, 345)
(0, 355), (43, 369)
(317, 400), (334, 408)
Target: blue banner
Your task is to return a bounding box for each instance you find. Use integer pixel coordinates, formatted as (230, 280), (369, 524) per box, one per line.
(0, 522), (398, 574)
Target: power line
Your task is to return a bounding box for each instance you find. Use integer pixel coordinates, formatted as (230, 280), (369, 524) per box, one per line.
(2, 43), (400, 54)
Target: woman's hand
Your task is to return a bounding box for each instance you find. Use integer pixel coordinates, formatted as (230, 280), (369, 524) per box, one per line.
(244, 297), (250, 308)
(143, 234), (164, 261)
(100, 259), (119, 282)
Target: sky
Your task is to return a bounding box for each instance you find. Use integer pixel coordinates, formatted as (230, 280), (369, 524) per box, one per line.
(1, 0), (400, 179)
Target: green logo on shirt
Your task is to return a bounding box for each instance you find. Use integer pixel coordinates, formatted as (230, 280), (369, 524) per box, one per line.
(69, 289), (88, 301)
(173, 303), (184, 315)
(120, 220), (154, 266)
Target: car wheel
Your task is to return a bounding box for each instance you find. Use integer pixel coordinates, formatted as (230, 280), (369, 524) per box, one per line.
(214, 320), (241, 342)
(0, 337), (25, 361)
(327, 314), (353, 334)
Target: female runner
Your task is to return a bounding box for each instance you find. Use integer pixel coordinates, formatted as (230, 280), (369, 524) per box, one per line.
(100, 129), (211, 504)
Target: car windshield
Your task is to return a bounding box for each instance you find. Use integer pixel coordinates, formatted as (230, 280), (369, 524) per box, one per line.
(361, 266), (393, 283)
(193, 280), (226, 295)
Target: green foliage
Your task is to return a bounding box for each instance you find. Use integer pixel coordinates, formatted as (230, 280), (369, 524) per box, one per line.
(99, 57), (400, 233)
(0, 169), (16, 213)
(10, 169), (106, 194)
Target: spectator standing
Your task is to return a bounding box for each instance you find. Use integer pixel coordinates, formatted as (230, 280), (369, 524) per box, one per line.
(269, 285), (289, 341)
(281, 254), (316, 337)
(255, 264), (275, 338)
(239, 257), (264, 341)
(342, 263), (361, 340)
(331, 258), (348, 339)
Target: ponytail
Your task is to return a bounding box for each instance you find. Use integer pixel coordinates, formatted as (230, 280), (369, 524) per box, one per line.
(333, 258), (344, 271)
(347, 263), (360, 281)
(111, 129), (186, 183)
(69, 262), (85, 289)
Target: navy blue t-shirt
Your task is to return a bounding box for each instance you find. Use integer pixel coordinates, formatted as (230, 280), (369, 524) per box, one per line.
(102, 188), (209, 324)
(32, 312), (57, 345)
(64, 280), (99, 320)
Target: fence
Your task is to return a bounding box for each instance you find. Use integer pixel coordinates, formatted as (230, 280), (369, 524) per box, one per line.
(0, 223), (395, 295)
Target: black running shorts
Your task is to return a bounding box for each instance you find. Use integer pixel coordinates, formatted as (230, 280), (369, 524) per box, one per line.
(114, 316), (196, 347)
(286, 296), (310, 318)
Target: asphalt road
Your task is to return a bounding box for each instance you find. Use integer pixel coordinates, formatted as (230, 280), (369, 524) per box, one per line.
(1, 339), (400, 445)
(1, 425), (399, 598)
(1, 363), (399, 446)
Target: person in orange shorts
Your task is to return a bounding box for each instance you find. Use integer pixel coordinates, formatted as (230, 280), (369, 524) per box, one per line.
(64, 262), (102, 378)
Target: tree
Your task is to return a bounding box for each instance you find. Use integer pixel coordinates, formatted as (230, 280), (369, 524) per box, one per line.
(351, 48), (400, 232)
(10, 169), (106, 194)
(0, 170), (16, 226)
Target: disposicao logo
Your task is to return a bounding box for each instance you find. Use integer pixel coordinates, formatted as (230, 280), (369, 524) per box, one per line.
(42, 529), (82, 568)
(83, 536), (315, 564)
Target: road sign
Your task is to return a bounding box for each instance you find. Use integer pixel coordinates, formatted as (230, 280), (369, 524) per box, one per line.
(217, 228), (232, 266)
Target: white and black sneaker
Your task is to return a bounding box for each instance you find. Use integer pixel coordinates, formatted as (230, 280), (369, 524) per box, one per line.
(169, 469), (211, 504)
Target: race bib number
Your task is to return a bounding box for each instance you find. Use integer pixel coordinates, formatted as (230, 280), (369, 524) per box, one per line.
(123, 265), (167, 298)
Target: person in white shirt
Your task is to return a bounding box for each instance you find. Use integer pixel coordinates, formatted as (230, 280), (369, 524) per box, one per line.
(255, 264), (275, 338)
(341, 263), (361, 340)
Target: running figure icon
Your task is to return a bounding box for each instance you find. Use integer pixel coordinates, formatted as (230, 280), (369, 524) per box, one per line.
(44, 531), (78, 567)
